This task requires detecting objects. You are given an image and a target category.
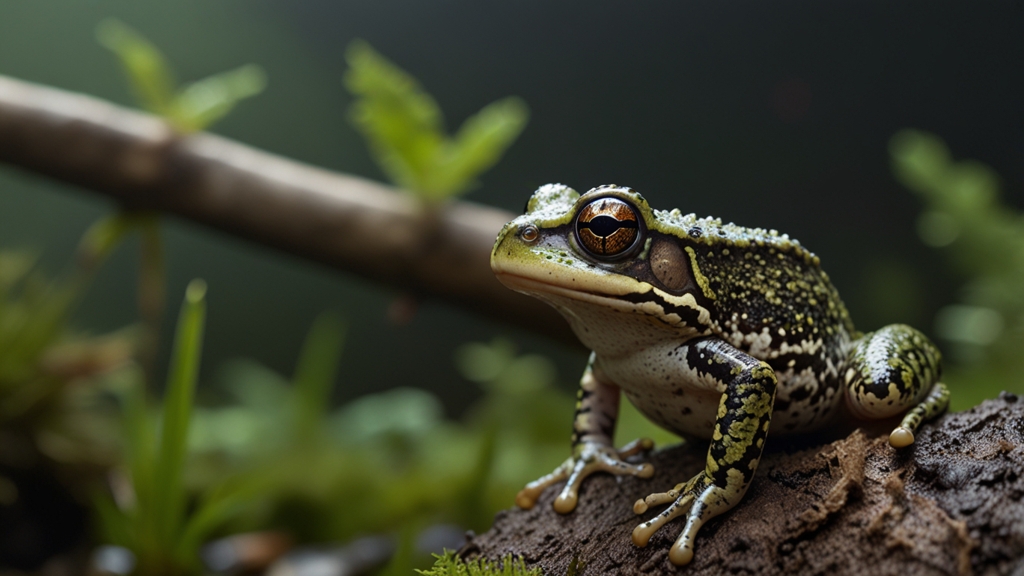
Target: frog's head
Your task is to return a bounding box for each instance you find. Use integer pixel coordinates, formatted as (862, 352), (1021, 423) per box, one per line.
(491, 184), (713, 345)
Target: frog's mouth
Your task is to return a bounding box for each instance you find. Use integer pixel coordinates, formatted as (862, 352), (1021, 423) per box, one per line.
(495, 272), (647, 314)
(496, 270), (713, 332)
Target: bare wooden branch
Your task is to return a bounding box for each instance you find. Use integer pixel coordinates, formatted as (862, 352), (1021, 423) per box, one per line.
(0, 74), (575, 344)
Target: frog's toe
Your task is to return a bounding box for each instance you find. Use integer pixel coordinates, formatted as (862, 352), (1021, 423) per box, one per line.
(516, 463), (571, 509)
(552, 458), (594, 513)
(889, 426), (915, 448)
(669, 537), (696, 566)
(617, 437), (655, 458)
(631, 492), (694, 547)
(595, 450), (653, 478)
(668, 514), (707, 566)
(632, 482), (685, 514)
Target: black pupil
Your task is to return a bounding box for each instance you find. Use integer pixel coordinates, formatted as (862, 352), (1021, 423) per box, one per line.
(583, 215), (637, 237)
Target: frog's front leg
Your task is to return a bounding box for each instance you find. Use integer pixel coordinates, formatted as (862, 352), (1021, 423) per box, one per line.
(516, 353), (654, 513)
(844, 324), (949, 448)
(631, 338), (777, 566)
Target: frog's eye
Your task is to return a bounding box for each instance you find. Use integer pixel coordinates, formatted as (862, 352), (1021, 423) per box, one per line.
(575, 197), (642, 259)
(520, 224), (539, 243)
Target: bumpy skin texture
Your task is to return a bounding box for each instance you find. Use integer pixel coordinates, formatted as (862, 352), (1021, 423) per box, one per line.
(490, 184), (950, 565)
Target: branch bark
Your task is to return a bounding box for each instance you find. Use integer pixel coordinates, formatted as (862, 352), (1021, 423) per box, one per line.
(467, 393), (1024, 575)
(0, 74), (576, 344)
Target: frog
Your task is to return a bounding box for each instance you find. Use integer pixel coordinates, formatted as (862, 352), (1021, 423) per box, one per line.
(489, 184), (950, 566)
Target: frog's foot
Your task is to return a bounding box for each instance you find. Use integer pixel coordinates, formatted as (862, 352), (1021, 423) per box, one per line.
(631, 472), (731, 566)
(515, 438), (655, 513)
(889, 382), (950, 448)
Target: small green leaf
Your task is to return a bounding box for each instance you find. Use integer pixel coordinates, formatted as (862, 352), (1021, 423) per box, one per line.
(98, 19), (265, 132)
(344, 40), (528, 202)
(172, 64), (267, 131)
(426, 97), (529, 202)
(176, 477), (265, 562)
(77, 213), (141, 275)
(328, 387), (443, 442)
(97, 19), (177, 116)
(345, 40), (446, 195)
(92, 491), (133, 549)
(291, 311), (345, 442)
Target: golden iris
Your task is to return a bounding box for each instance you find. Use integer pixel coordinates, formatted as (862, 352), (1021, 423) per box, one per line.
(575, 198), (640, 258)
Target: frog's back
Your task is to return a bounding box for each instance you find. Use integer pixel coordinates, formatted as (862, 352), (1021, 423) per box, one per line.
(652, 209), (857, 359)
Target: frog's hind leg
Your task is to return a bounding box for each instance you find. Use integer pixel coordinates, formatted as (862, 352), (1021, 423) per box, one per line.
(843, 324), (948, 447)
(889, 381), (949, 447)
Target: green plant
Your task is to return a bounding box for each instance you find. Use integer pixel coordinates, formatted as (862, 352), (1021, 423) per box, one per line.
(890, 129), (1024, 406)
(417, 551), (541, 576)
(344, 40), (528, 203)
(187, 323), (481, 543)
(97, 18), (266, 133)
(0, 213), (143, 472)
(96, 16), (266, 376)
(94, 280), (248, 576)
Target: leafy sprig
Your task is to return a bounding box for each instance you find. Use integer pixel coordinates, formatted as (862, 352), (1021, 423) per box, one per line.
(344, 40), (528, 203)
(97, 19), (266, 132)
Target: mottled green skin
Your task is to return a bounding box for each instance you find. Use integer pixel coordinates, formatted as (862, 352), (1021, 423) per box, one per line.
(491, 184), (950, 566)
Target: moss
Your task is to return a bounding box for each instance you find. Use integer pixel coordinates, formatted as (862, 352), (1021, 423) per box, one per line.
(417, 551), (542, 576)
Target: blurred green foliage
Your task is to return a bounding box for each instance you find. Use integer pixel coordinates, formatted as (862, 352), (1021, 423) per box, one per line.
(97, 19), (266, 133)
(94, 281), (244, 576)
(344, 40), (529, 203)
(0, 251), (82, 419)
(416, 551), (540, 576)
(186, 337), (571, 544)
(0, 215), (141, 478)
(890, 129), (1024, 408)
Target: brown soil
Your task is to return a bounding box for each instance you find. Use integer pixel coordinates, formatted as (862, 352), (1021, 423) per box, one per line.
(467, 393), (1024, 575)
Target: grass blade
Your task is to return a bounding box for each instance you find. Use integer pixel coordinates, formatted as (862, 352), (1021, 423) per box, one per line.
(292, 311), (345, 442)
(152, 280), (207, 554)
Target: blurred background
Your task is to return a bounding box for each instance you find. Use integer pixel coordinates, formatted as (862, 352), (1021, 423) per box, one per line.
(1, 1), (1022, 573)
(3, 0), (1021, 407)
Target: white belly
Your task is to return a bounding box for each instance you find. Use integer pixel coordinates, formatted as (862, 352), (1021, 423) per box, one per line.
(594, 340), (724, 440)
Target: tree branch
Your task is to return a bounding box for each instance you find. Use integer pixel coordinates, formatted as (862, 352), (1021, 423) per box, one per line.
(0, 74), (575, 344)
(467, 393), (1024, 575)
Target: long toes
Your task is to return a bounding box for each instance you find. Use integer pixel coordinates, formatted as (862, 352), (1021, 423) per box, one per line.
(631, 493), (694, 547)
(633, 484), (684, 514)
(669, 544), (695, 566)
(618, 438), (655, 458)
(597, 453), (653, 478)
(516, 469), (569, 509)
(515, 486), (543, 509)
(669, 516), (704, 566)
(553, 486), (578, 514)
(553, 462), (590, 513)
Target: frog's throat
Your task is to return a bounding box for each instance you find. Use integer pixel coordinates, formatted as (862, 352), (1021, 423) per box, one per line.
(495, 272), (712, 327)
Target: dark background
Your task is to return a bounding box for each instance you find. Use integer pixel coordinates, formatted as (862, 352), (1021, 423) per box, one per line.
(1, 0), (1021, 412)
